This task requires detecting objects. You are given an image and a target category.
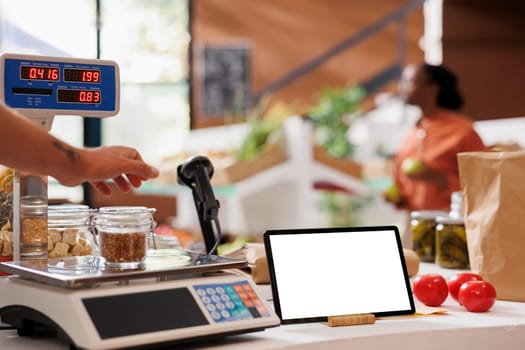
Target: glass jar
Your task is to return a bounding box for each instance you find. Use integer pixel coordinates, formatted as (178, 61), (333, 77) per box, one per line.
(94, 206), (156, 270)
(435, 215), (470, 269)
(20, 196), (48, 259)
(47, 204), (96, 258)
(449, 191), (464, 219)
(410, 210), (448, 262)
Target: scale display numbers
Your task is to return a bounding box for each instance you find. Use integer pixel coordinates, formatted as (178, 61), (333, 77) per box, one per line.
(64, 68), (101, 83)
(19, 67), (101, 83)
(20, 66), (59, 81)
(2, 53), (118, 113)
(57, 89), (101, 104)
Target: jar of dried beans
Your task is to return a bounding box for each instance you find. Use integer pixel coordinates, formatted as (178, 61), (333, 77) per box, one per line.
(47, 204), (96, 259)
(20, 196), (48, 259)
(94, 206), (156, 270)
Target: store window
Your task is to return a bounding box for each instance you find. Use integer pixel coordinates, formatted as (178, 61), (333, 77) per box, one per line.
(0, 0), (190, 202)
(100, 0), (190, 165)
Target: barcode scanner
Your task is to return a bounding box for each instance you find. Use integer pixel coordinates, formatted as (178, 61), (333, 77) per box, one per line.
(177, 156), (221, 254)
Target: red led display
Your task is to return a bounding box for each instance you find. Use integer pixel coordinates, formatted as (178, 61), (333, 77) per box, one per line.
(64, 68), (101, 83)
(57, 89), (101, 104)
(20, 66), (59, 81)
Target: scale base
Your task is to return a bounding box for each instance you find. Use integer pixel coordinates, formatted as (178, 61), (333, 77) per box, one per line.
(0, 272), (280, 350)
(1, 304), (273, 350)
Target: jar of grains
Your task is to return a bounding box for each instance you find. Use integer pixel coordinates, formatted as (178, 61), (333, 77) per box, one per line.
(94, 206), (156, 270)
(20, 196), (48, 259)
(410, 210), (448, 262)
(47, 204), (96, 258)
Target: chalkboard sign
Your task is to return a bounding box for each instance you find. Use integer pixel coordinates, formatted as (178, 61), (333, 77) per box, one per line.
(201, 45), (251, 118)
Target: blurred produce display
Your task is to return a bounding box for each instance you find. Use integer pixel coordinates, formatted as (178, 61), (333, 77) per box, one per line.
(309, 85), (365, 159)
(157, 98), (296, 186)
(234, 98), (295, 161)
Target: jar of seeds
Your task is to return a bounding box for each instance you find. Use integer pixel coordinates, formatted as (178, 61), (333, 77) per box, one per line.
(94, 206), (155, 270)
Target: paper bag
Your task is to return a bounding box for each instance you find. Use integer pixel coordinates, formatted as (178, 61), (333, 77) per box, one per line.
(458, 151), (525, 301)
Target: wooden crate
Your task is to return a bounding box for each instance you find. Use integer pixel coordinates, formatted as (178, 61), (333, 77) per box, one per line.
(313, 145), (362, 179)
(211, 142), (288, 186)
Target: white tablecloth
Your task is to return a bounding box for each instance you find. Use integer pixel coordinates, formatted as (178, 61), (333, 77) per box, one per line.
(1, 263), (525, 350)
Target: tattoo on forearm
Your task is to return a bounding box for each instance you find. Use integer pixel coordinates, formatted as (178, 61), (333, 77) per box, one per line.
(53, 141), (80, 163)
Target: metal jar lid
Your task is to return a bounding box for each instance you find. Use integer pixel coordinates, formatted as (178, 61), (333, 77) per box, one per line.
(436, 215), (465, 225)
(20, 196), (47, 216)
(410, 210), (449, 220)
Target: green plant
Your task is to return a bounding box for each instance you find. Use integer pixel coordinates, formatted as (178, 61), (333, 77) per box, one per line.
(316, 191), (371, 227)
(234, 98), (295, 161)
(309, 85), (365, 158)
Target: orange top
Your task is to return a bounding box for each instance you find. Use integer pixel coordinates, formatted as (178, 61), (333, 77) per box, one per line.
(394, 109), (485, 211)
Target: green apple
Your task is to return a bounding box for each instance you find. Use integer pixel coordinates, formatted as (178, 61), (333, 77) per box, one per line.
(401, 157), (424, 175)
(384, 184), (400, 203)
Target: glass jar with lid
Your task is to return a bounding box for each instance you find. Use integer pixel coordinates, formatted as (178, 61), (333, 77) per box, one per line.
(94, 206), (156, 270)
(449, 191), (464, 219)
(410, 210), (448, 262)
(435, 215), (469, 269)
(47, 204), (96, 258)
(20, 196), (48, 259)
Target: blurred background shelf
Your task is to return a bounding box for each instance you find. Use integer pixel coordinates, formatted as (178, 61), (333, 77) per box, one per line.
(139, 117), (371, 237)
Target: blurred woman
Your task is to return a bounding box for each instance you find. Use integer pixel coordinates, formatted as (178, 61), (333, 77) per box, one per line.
(386, 63), (486, 211)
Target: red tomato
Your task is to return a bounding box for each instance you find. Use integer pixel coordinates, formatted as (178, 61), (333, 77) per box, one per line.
(458, 280), (497, 312)
(447, 273), (484, 303)
(412, 273), (448, 307)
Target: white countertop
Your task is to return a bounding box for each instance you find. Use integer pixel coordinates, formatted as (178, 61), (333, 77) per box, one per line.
(1, 263), (525, 350)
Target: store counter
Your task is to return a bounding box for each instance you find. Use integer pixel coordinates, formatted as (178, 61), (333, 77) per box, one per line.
(1, 263), (525, 350)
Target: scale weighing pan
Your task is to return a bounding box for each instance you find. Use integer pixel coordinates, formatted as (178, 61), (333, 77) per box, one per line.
(0, 249), (247, 288)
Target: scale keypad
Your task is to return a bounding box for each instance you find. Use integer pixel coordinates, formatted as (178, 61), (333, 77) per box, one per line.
(194, 281), (270, 323)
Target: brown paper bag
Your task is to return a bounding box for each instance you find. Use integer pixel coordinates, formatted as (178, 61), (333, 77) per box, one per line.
(458, 151), (525, 301)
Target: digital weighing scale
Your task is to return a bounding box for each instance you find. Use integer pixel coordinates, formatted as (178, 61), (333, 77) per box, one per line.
(0, 252), (279, 350)
(0, 53), (280, 349)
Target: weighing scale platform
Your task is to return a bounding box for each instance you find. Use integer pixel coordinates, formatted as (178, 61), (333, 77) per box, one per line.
(0, 249), (247, 288)
(0, 250), (280, 350)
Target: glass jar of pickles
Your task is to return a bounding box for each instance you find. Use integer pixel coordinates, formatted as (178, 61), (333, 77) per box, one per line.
(435, 215), (470, 269)
(410, 210), (448, 262)
(47, 204), (96, 258)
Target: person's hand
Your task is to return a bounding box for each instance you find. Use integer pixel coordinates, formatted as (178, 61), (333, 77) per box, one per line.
(55, 145), (159, 196)
(86, 146), (159, 195)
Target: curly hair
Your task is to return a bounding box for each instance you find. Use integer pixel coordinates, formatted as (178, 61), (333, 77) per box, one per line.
(421, 63), (464, 110)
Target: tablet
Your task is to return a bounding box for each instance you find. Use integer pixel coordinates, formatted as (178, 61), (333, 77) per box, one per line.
(264, 226), (415, 324)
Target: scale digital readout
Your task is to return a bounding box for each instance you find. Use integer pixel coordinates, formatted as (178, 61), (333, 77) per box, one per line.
(0, 53), (119, 128)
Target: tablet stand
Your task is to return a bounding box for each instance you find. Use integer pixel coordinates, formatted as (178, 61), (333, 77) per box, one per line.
(327, 313), (375, 327)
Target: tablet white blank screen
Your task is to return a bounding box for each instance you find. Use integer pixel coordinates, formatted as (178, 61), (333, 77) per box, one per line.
(268, 229), (412, 320)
